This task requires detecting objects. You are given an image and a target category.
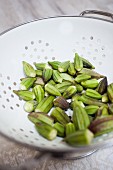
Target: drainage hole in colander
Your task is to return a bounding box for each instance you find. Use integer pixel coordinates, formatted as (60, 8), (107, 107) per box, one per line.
(7, 76), (10, 80)
(82, 47), (85, 50)
(6, 99), (10, 102)
(34, 48), (37, 52)
(8, 86), (11, 90)
(13, 82), (17, 86)
(12, 128), (16, 132)
(25, 135), (28, 138)
(52, 144), (57, 147)
(0, 95), (2, 98)
(0, 73), (2, 77)
(52, 57), (55, 60)
(31, 41), (34, 45)
(16, 104), (20, 107)
(41, 49), (44, 52)
(97, 39), (101, 43)
(29, 130), (34, 134)
(34, 138), (39, 141)
(2, 105), (5, 108)
(11, 94), (14, 98)
(1, 82), (4, 86)
(93, 57), (96, 61)
(102, 54), (106, 58)
(20, 128), (24, 132)
(30, 55), (33, 58)
(44, 56), (48, 60)
(41, 143), (45, 146)
(95, 49), (98, 52)
(72, 49), (76, 52)
(101, 46), (105, 50)
(82, 37), (86, 40)
(3, 90), (6, 94)
(30, 141), (34, 144)
(45, 43), (49, 46)
(25, 46), (28, 50)
(90, 36), (93, 40)
(38, 40), (42, 43)
(10, 106), (13, 110)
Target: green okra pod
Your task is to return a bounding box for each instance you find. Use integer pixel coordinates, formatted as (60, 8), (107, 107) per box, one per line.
(74, 53), (83, 71)
(86, 89), (102, 99)
(66, 123), (76, 136)
(81, 79), (98, 89)
(52, 70), (63, 83)
(24, 100), (38, 112)
(23, 61), (36, 77)
(33, 85), (44, 103)
(48, 61), (61, 69)
(64, 129), (94, 146)
(51, 107), (70, 126)
(28, 112), (54, 125)
(13, 90), (35, 101)
(45, 83), (61, 96)
(53, 122), (65, 137)
(20, 77), (36, 90)
(35, 96), (55, 113)
(68, 63), (76, 76)
(58, 61), (70, 72)
(35, 122), (57, 140)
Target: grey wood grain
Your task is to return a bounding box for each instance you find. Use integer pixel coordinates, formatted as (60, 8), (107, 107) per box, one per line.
(0, 0), (113, 169)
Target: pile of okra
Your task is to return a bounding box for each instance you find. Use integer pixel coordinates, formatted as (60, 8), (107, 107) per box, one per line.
(13, 53), (113, 146)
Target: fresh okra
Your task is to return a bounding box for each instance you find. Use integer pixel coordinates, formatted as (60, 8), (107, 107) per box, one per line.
(20, 77), (36, 90)
(45, 83), (61, 96)
(52, 70), (63, 83)
(81, 79), (98, 89)
(23, 61), (36, 77)
(51, 107), (70, 126)
(75, 74), (91, 83)
(74, 53), (83, 71)
(85, 89), (102, 99)
(28, 112), (54, 125)
(81, 57), (95, 69)
(64, 129), (94, 145)
(96, 77), (108, 95)
(68, 63), (76, 76)
(35, 122), (57, 140)
(66, 123), (76, 136)
(24, 100), (38, 112)
(79, 68), (104, 79)
(85, 105), (99, 115)
(43, 66), (53, 82)
(55, 81), (72, 93)
(13, 90), (35, 101)
(14, 52), (113, 146)
(33, 85), (44, 103)
(53, 96), (69, 110)
(53, 122), (65, 137)
(48, 61), (61, 69)
(35, 96), (55, 113)
(58, 61), (70, 73)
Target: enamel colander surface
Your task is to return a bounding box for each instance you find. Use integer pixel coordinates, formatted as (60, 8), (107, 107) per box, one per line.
(0, 16), (113, 152)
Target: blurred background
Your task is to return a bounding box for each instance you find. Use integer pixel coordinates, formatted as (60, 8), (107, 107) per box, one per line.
(0, 0), (113, 32)
(0, 0), (113, 169)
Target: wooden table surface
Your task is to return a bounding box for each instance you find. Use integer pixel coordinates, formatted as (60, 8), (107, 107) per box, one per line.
(0, 0), (113, 169)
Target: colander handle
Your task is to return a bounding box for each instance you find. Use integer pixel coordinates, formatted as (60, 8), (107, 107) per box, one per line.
(80, 10), (113, 21)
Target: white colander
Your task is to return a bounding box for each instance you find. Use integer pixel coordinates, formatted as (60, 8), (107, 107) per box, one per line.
(0, 10), (113, 155)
